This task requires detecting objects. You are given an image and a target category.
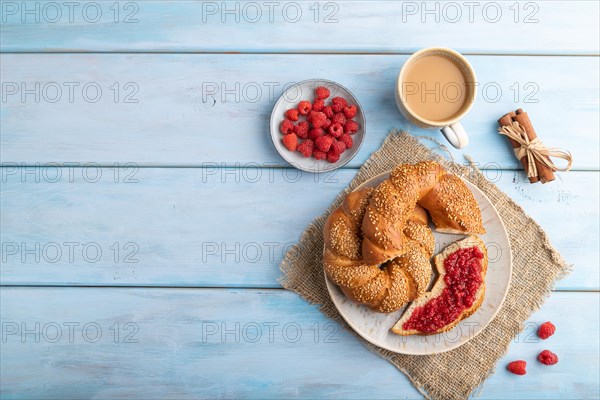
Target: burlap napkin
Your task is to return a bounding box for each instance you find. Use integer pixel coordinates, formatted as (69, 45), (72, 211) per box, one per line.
(279, 131), (570, 400)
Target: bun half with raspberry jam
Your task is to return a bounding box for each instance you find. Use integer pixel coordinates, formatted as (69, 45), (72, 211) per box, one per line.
(392, 236), (488, 336)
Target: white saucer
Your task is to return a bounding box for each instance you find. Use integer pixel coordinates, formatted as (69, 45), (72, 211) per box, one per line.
(270, 79), (365, 172)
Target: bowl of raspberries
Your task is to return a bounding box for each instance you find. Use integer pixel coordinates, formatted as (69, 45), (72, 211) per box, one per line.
(270, 79), (365, 172)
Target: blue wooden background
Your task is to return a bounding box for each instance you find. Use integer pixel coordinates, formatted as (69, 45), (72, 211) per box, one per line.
(1, 1), (599, 398)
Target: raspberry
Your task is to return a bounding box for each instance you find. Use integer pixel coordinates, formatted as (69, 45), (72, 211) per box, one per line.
(308, 111), (327, 128)
(294, 121), (309, 139)
(507, 360), (527, 375)
(280, 119), (294, 135)
(344, 120), (359, 134)
(315, 135), (334, 152)
(298, 100), (312, 115)
(340, 134), (353, 149)
(297, 139), (314, 158)
(315, 86), (330, 100)
(329, 139), (346, 155)
(332, 112), (347, 125)
(538, 350), (558, 365)
(285, 108), (299, 121)
(537, 321), (556, 340)
(343, 105), (358, 119)
(312, 99), (325, 112)
(313, 149), (327, 160)
(331, 97), (348, 112)
(282, 133), (298, 151)
(322, 106), (334, 119)
(322, 119), (332, 129)
(326, 149), (340, 163)
(308, 128), (324, 141)
(329, 122), (344, 138)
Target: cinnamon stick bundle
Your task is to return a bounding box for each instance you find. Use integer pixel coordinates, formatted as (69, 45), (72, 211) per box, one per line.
(498, 109), (555, 184)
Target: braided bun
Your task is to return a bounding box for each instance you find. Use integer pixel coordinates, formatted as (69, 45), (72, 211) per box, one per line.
(323, 161), (485, 313)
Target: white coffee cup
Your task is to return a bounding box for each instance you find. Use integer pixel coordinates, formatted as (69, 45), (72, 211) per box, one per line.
(395, 47), (477, 149)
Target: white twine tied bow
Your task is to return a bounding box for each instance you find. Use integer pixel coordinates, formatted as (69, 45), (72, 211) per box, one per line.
(498, 121), (573, 178)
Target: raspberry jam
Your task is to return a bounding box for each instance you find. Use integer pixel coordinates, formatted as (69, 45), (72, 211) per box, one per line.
(402, 246), (484, 333)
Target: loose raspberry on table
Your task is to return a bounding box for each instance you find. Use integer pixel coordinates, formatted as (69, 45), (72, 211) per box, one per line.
(507, 360), (527, 375)
(297, 139), (314, 158)
(329, 122), (344, 138)
(308, 128), (324, 141)
(280, 119), (294, 135)
(538, 350), (558, 366)
(332, 112), (347, 125)
(344, 120), (359, 134)
(537, 321), (556, 340)
(298, 100), (312, 115)
(322, 119), (332, 129)
(331, 97), (348, 112)
(285, 108), (299, 121)
(312, 99), (325, 112)
(315, 135), (334, 152)
(294, 121), (309, 139)
(313, 149), (327, 160)
(326, 149), (340, 163)
(340, 134), (353, 149)
(282, 133), (298, 152)
(343, 105), (358, 119)
(315, 86), (330, 100)
(308, 111), (327, 128)
(322, 106), (334, 119)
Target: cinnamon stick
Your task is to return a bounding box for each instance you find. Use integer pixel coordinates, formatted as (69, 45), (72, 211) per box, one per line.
(498, 111), (539, 183)
(513, 109), (555, 183)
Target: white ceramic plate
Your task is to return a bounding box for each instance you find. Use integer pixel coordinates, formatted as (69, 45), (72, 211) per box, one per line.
(324, 171), (512, 355)
(270, 79), (365, 172)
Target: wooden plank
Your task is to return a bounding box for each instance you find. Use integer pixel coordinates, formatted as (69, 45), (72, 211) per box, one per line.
(1, 167), (597, 290)
(0, 288), (598, 399)
(1, 54), (598, 169)
(1, 1), (598, 54)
